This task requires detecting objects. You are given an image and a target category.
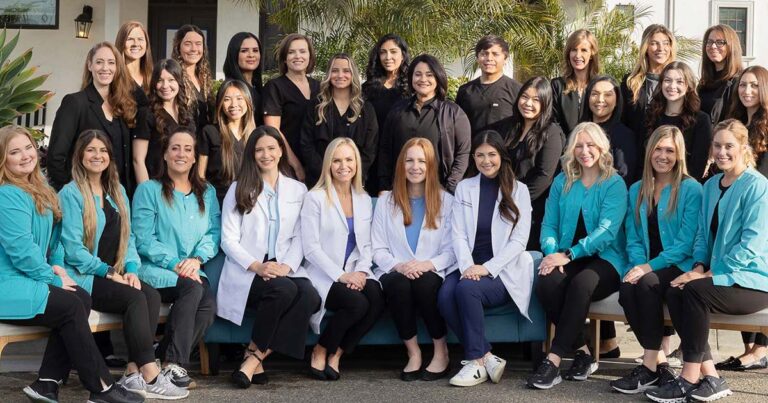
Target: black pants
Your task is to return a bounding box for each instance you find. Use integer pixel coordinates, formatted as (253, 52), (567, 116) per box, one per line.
(0, 286), (112, 393)
(157, 277), (216, 366)
(246, 276), (320, 359)
(380, 271), (447, 340)
(319, 279), (384, 354)
(91, 277), (161, 367)
(741, 332), (767, 346)
(666, 278), (768, 363)
(536, 257), (620, 358)
(619, 266), (683, 351)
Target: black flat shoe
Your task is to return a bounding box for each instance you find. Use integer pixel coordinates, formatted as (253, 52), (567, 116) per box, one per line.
(400, 369), (421, 381)
(599, 347), (621, 359)
(309, 366), (327, 380)
(231, 370), (251, 389)
(421, 367), (451, 381)
(251, 372), (269, 385)
(715, 356), (742, 371)
(324, 364), (340, 381)
(737, 356), (768, 371)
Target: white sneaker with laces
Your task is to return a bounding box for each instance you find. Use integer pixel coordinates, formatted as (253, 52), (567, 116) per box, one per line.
(449, 360), (488, 387)
(145, 371), (190, 400)
(484, 354), (506, 383)
(116, 372), (147, 398)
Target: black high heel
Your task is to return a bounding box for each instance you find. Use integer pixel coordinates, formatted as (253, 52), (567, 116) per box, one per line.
(231, 348), (263, 389)
(309, 350), (327, 380)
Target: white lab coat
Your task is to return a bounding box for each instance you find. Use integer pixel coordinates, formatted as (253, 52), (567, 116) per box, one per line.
(216, 175), (311, 326)
(452, 174), (535, 320)
(371, 190), (457, 279)
(301, 186), (376, 333)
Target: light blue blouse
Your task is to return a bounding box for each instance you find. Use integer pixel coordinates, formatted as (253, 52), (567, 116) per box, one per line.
(131, 180), (221, 289)
(541, 172), (628, 275)
(405, 197), (426, 253)
(0, 184), (63, 320)
(58, 181), (141, 294)
(625, 178), (702, 272)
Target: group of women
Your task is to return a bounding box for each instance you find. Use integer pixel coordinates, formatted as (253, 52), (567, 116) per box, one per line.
(0, 16), (766, 403)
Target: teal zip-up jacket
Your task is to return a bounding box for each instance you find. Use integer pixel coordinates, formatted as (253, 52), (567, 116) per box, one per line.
(131, 180), (221, 289)
(694, 169), (768, 292)
(541, 172), (628, 275)
(625, 178), (702, 272)
(0, 184), (64, 319)
(58, 181), (141, 294)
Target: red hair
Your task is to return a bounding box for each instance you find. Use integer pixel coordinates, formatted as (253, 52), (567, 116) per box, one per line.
(391, 138), (443, 229)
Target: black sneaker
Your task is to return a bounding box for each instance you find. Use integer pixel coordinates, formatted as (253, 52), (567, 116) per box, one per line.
(526, 358), (562, 390)
(688, 375), (732, 401)
(644, 376), (697, 403)
(22, 379), (60, 403)
(87, 384), (144, 403)
(564, 350), (598, 381)
(657, 363), (677, 386)
(610, 364), (658, 394)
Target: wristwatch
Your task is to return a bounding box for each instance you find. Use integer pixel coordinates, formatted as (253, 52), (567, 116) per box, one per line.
(106, 266), (116, 280)
(193, 256), (204, 264)
(564, 249), (573, 260)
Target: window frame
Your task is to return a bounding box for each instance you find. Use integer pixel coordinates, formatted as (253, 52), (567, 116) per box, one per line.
(711, 0), (755, 60)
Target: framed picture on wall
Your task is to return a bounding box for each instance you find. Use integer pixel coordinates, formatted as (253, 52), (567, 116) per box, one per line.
(0, 0), (59, 29)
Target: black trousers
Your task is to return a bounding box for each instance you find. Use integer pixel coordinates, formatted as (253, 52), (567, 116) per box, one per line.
(319, 279), (385, 354)
(619, 266), (684, 351)
(91, 277), (161, 367)
(380, 271), (447, 340)
(741, 332), (767, 346)
(0, 286), (112, 393)
(246, 276), (320, 359)
(666, 278), (768, 363)
(536, 256), (620, 358)
(157, 277), (216, 366)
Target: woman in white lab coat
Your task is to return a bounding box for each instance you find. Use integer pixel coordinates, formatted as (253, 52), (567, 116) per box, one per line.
(217, 126), (320, 388)
(372, 137), (456, 381)
(301, 137), (384, 381)
(438, 130), (534, 387)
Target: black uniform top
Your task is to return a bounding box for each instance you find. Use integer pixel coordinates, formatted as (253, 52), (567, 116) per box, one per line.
(710, 180), (731, 239)
(263, 75), (321, 163)
(300, 99), (378, 187)
(572, 210), (588, 248)
(97, 199), (120, 267)
(652, 112), (713, 182)
(132, 82), (149, 108)
(362, 83), (408, 195)
(598, 120), (638, 185)
(456, 75), (521, 137)
(698, 73), (739, 125)
(190, 85), (211, 135)
(472, 174), (499, 265)
(380, 97), (442, 181)
(648, 203), (663, 261)
(48, 83), (134, 193)
(551, 76), (584, 136)
(621, 73), (660, 137)
(199, 124), (246, 203)
(132, 107), (195, 180)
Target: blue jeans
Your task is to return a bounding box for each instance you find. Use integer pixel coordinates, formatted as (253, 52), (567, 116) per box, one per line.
(437, 271), (511, 360)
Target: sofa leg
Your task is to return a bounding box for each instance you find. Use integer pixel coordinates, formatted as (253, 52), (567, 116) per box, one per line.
(590, 319), (601, 363)
(206, 343), (220, 376)
(199, 341), (209, 375)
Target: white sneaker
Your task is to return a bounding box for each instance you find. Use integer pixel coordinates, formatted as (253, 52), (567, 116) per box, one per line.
(145, 371), (190, 400)
(116, 372), (147, 398)
(484, 354), (506, 383)
(449, 360), (488, 387)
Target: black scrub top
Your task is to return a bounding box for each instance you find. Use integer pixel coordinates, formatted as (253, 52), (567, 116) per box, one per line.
(97, 200), (121, 267)
(199, 125), (246, 203)
(456, 75), (521, 137)
(133, 108), (195, 179)
(263, 75), (321, 163)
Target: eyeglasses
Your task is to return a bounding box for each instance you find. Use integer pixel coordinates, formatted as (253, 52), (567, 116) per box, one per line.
(706, 39), (728, 49)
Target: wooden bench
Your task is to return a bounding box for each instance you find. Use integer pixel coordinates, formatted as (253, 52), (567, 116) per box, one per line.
(548, 292), (768, 362)
(0, 304), (172, 367)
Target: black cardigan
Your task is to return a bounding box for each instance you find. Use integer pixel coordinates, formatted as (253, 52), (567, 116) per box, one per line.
(48, 84), (134, 192)
(621, 73), (660, 138)
(300, 100), (378, 187)
(698, 76), (739, 125)
(551, 76), (583, 136)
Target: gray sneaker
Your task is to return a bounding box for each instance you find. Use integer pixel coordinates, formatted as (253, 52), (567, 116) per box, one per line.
(116, 373), (147, 398)
(145, 372), (190, 400)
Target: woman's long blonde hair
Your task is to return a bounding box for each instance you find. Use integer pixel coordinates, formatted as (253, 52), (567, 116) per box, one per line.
(391, 138), (442, 229)
(317, 53), (364, 125)
(312, 137), (364, 202)
(635, 125), (690, 221)
(71, 130), (131, 274)
(561, 122), (616, 193)
(0, 125), (61, 221)
(627, 24), (677, 104)
(561, 29), (600, 94)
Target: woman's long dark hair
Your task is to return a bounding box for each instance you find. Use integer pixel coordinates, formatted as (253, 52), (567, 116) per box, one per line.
(645, 61), (700, 136)
(158, 126), (208, 213)
(363, 33), (411, 99)
(223, 32), (263, 91)
(234, 126), (290, 215)
(149, 59), (194, 137)
(468, 130), (520, 228)
(505, 76), (555, 157)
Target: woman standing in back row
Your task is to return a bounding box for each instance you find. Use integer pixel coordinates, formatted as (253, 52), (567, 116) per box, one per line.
(172, 24), (214, 132)
(551, 29), (600, 136)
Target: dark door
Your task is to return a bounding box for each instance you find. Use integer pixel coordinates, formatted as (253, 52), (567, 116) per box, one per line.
(148, 0), (218, 69)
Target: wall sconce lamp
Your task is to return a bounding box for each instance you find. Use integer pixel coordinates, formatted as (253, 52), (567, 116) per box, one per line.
(75, 6), (93, 39)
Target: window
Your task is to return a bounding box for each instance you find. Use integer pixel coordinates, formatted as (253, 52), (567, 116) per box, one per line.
(616, 4), (635, 21)
(711, 1), (754, 58)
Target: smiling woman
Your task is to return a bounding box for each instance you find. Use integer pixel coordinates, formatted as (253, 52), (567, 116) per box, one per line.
(115, 21), (154, 107)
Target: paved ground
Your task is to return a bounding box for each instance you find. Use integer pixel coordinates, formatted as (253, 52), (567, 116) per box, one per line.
(1, 323), (766, 402)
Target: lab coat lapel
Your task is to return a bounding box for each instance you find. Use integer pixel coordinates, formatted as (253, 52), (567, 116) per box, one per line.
(330, 186), (349, 232)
